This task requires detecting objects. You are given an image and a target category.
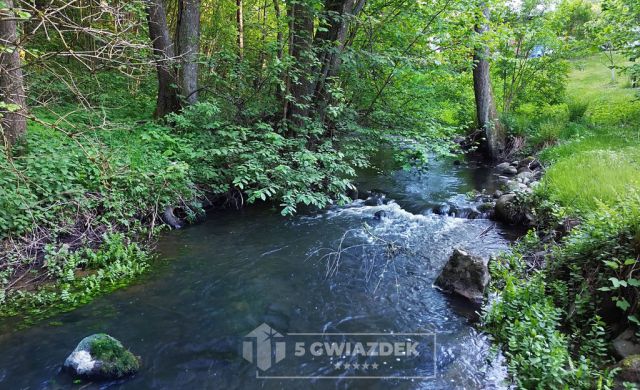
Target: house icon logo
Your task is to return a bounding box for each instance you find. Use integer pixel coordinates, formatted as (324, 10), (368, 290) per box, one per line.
(242, 323), (286, 371)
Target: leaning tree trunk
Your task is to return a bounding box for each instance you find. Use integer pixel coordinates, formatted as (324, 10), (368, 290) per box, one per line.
(147, 0), (180, 118)
(313, 0), (366, 123)
(176, 0), (200, 105)
(0, 0), (27, 150)
(285, 0), (315, 126)
(473, 4), (504, 161)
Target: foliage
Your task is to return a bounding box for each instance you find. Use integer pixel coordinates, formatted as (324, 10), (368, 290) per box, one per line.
(167, 102), (360, 215)
(548, 193), (640, 332)
(542, 149), (640, 212)
(492, 0), (571, 112)
(484, 270), (614, 389)
(0, 233), (149, 323)
(89, 334), (140, 378)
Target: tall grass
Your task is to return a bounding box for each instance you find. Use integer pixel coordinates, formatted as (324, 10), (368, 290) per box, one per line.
(537, 54), (640, 213)
(543, 148), (640, 211)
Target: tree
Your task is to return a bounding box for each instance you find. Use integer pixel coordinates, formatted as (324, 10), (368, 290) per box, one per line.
(473, 3), (503, 160)
(313, 0), (366, 123)
(589, 0), (639, 82)
(237, 0), (245, 60)
(147, 0), (181, 118)
(285, 0), (315, 125)
(176, 0), (201, 105)
(0, 0), (27, 150)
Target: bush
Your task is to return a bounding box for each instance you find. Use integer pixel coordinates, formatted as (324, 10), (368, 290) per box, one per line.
(549, 193), (640, 331)
(534, 120), (565, 146)
(167, 102), (359, 215)
(568, 99), (589, 122)
(484, 272), (613, 389)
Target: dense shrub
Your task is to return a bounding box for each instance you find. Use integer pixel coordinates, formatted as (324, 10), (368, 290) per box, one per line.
(549, 193), (640, 330)
(167, 102), (360, 214)
(484, 271), (614, 389)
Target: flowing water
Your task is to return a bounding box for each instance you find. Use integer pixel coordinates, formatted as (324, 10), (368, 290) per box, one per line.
(0, 156), (516, 389)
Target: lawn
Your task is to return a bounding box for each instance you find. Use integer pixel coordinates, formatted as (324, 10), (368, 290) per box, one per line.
(539, 53), (640, 213)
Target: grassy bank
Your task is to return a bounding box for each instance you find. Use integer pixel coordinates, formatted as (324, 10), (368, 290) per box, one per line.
(484, 54), (640, 388)
(0, 84), (360, 323)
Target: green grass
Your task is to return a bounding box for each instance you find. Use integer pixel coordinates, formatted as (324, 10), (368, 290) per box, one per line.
(543, 148), (640, 211)
(538, 53), (640, 212)
(568, 54), (640, 127)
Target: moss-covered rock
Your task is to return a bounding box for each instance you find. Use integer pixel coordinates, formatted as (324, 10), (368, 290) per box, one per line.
(63, 334), (140, 380)
(614, 354), (640, 385)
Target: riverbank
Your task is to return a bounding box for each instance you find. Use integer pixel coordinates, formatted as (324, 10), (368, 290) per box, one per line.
(0, 146), (514, 388)
(481, 54), (640, 388)
(0, 97), (359, 324)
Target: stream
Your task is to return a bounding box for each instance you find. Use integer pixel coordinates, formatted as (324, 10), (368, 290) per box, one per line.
(0, 155), (517, 389)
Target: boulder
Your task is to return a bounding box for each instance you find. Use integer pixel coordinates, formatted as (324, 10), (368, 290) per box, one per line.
(346, 186), (359, 201)
(495, 193), (525, 224)
(517, 166), (532, 174)
(64, 334), (140, 380)
(162, 206), (185, 229)
(364, 191), (387, 206)
(432, 203), (451, 216)
(374, 210), (388, 220)
(478, 202), (496, 213)
(614, 355), (640, 385)
(614, 328), (640, 359)
(495, 162), (511, 171)
(504, 166), (518, 175)
(518, 156), (536, 168)
(434, 249), (490, 304)
(516, 171), (535, 182)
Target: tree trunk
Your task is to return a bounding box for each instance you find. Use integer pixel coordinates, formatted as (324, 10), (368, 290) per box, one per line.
(147, 0), (180, 118)
(176, 0), (200, 105)
(313, 0), (365, 122)
(0, 0), (27, 150)
(473, 4), (503, 161)
(273, 0), (284, 61)
(286, 0), (315, 125)
(237, 0), (244, 60)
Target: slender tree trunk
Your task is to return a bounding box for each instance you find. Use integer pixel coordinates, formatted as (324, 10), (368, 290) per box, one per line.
(176, 0), (200, 105)
(237, 0), (244, 60)
(147, 0), (180, 118)
(473, 4), (503, 160)
(0, 0), (27, 150)
(273, 0), (284, 61)
(286, 0), (315, 125)
(313, 0), (365, 123)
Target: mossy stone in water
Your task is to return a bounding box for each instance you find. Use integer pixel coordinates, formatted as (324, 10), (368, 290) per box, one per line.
(64, 334), (140, 380)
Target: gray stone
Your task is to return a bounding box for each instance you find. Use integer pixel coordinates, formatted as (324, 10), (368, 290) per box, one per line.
(518, 156), (536, 168)
(434, 249), (490, 304)
(503, 166), (518, 175)
(64, 334), (139, 380)
(517, 166), (532, 174)
(478, 202), (496, 213)
(614, 329), (640, 359)
(495, 162), (511, 171)
(614, 355), (640, 385)
(495, 193), (520, 224)
(516, 171), (535, 181)
(432, 203), (451, 216)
